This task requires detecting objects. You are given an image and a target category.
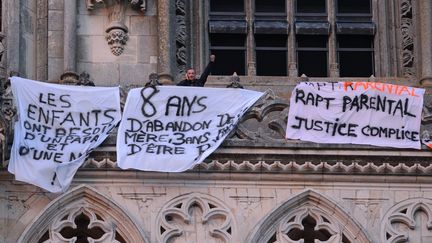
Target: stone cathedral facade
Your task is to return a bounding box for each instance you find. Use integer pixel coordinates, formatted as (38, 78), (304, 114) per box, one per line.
(1, 0), (432, 242)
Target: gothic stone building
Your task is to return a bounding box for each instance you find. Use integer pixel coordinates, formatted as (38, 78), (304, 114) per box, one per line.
(2, 0), (432, 242)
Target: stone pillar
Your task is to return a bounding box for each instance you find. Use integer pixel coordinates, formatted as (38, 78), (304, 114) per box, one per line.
(7, 0), (20, 75)
(328, 0), (339, 77)
(245, 0), (255, 76)
(157, 0), (174, 84)
(287, 0), (297, 77)
(419, 0), (432, 86)
(61, 0), (78, 84)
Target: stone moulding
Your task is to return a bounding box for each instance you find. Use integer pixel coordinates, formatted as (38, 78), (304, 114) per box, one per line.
(77, 152), (432, 176)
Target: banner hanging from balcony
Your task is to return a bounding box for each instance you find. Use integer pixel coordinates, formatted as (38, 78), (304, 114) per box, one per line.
(286, 82), (424, 149)
(117, 86), (263, 172)
(9, 77), (121, 193)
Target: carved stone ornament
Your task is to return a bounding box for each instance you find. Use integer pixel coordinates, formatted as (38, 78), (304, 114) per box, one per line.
(86, 0), (147, 12)
(0, 33), (6, 67)
(0, 78), (16, 166)
(156, 192), (234, 242)
(175, 0), (187, 77)
(400, 0), (416, 77)
(87, 0), (149, 56)
(129, 0), (147, 12)
(106, 21), (129, 56)
(226, 72), (244, 89)
(229, 89), (289, 142)
(382, 198), (432, 242)
(86, 0), (105, 10)
(77, 71), (95, 86)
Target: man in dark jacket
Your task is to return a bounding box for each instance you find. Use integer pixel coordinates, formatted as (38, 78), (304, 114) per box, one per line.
(177, 55), (215, 86)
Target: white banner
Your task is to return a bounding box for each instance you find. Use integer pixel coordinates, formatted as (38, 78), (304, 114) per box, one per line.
(286, 82), (424, 149)
(9, 77), (121, 193)
(117, 86), (263, 172)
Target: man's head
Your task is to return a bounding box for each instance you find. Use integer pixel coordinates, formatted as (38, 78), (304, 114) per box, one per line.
(186, 68), (196, 81)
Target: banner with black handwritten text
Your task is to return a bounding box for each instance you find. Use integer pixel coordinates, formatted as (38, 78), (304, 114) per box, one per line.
(8, 77), (121, 192)
(286, 82), (424, 149)
(117, 86), (263, 172)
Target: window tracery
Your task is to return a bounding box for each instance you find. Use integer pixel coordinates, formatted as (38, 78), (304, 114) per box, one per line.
(382, 198), (432, 243)
(19, 185), (148, 243)
(247, 190), (370, 243)
(156, 192), (234, 243)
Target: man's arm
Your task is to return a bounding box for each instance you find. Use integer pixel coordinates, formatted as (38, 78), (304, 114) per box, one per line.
(197, 55), (216, 86)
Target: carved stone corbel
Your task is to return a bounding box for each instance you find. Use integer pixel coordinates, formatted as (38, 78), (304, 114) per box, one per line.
(77, 72), (95, 86)
(86, 0), (149, 56)
(105, 1), (129, 56)
(86, 0), (105, 10)
(130, 0), (147, 12)
(87, 0), (147, 12)
(106, 21), (129, 56)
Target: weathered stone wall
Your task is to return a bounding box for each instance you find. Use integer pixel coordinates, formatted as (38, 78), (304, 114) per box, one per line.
(2, 172), (432, 242)
(2, 0), (432, 243)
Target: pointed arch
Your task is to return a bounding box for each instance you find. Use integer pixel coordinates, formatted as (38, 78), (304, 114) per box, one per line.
(247, 189), (372, 243)
(18, 184), (149, 243)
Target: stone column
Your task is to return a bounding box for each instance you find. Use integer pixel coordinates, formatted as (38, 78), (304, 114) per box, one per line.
(61, 0), (78, 84)
(157, 0), (174, 84)
(287, 0), (297, 77)
(7, 0), (20, 75)
(245, 0), (255, 76)
(328, 0), (338, 77)
(419, 0), (432, 86)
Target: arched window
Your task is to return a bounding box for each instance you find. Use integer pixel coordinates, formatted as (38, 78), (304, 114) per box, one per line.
(247, 190), (371, 243)
(18, 185), (149, 243)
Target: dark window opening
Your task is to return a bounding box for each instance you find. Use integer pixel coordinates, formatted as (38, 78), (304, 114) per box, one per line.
(59, 213), (105, 243)
(210, 34), (246, 75)
(255, 0), (285, 13)
(337, 0), (371, 14)
(338, 35), (373, 48)
(297, 35), (328, 77)
(210, 0), (244, 13)
(297, 35), (328, 48)
(210, 34), (245, 47)
(255, 34), (287, 47)
(296, 0), (326, 14)
(211, 49), (245, 75)
(338, 35), (374, 77)
(257, 50), (287, 76)
(256, 34), (287, 76)
(287, 215), (332, 242)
